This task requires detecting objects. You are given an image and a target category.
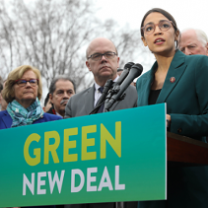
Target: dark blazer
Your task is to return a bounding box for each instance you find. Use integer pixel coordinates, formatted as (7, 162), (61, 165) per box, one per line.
(0, 110), (62, 129)
(65, 84), (138, 118)
(136, 50), (208, 208)
(47, 106), (57, 115)
(64, 84), (138, 208)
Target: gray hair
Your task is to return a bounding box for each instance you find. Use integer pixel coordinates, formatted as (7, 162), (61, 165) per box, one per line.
(195, 29), (208, 46)
(182, 28), (208, 47)
(49, 75), (76, 94)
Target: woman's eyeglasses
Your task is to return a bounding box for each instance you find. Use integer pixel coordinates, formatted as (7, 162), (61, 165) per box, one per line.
(14, 79), (39, 87)
(142, 20), (173, 35)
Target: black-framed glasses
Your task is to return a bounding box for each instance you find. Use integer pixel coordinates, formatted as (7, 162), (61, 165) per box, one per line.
(14, 79), (39, 87)
(87, 52), (117, 61)
(142, 20), (173, 35)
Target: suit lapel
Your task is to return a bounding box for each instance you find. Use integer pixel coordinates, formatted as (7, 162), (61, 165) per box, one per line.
(141, 71), (154, 106)
(157, 50), (187, 103)
(138, 62), (157, 106)
(2, 111), (12, 128)
(85, 86), (95, 114)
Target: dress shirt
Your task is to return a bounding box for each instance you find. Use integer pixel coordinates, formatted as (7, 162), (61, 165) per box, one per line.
(56, 111), (63, 118)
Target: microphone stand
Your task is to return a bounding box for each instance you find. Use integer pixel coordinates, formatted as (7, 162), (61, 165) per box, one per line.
(90, 62), (134, 114)
(104, 63), (143, 112)
(89, 62), (143, 208)
(103, 64), (143, 208)
(116, 202), (124, 208)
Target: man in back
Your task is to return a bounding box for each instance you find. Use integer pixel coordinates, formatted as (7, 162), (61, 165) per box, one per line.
(48, 75), (75, 118)
(65, 37), (138, 208)
(179, 28), (208, 55)
(65, 37), (137, 118)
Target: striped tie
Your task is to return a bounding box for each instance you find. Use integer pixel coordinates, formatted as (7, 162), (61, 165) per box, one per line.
(97, 87), (104, 113)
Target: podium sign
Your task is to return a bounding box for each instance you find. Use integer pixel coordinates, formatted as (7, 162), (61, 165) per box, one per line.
(0, 104), (166, 207)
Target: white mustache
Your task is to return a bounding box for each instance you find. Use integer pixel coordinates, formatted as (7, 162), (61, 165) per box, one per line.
(60, 98), (69, 105)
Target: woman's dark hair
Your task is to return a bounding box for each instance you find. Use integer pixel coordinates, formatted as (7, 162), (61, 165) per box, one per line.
(140, 8), (180, 46)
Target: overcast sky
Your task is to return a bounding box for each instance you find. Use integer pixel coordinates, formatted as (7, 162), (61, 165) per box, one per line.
(95, 0), (208, 33)
(94, 0), (208, 71)
(22, 0), (208, 95)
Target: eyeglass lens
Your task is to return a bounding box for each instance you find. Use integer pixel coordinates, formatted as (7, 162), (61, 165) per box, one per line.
(144, 20), (172, 35)
(91, 52), (116, 61)
(17, 79), (38, 86)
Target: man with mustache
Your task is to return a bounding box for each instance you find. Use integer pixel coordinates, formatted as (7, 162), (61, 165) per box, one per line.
(64, 37), (138, 208)
(48, 75), (75, 118)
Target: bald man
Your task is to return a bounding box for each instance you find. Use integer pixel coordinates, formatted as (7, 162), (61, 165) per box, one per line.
(65, 37), (137, 118)
(65, 38), (138, 208)
(179, 29), (208, 55)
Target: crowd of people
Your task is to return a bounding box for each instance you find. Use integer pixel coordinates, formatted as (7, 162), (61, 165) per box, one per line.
(0, 7), (208, 208)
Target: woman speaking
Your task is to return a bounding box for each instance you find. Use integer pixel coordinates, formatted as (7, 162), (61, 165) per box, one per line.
(136, 8), (208, 208)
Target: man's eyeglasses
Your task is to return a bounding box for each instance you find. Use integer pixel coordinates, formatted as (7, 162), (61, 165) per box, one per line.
(142, 20), (173, 35)
(14, 79), (39, 87)
(87, 52), (117, 61)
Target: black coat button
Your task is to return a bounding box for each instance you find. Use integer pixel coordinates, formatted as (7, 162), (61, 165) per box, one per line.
(177, 128), (182, 133)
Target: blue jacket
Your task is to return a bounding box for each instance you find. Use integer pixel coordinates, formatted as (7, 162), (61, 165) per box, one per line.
(0, 110), (62, 129)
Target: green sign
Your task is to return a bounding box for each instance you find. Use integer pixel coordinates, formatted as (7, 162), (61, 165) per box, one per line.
(0, 104), (166, 207)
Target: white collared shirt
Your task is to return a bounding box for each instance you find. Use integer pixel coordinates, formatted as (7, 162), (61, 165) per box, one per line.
(94, 76), (119, 107)
(56, 111), (63, 118)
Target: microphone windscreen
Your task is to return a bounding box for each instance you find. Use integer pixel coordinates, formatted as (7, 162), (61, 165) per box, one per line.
(131, 63), (143, 76)
(124, 62), (135, 70)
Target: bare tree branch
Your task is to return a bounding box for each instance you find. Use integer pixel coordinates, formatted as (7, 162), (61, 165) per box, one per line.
(0, 0), (148, 94)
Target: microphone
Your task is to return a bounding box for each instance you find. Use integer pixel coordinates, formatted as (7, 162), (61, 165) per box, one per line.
(105, 62), (135, 100)
(116, 62), (135, 85)
(104, 63), (143, 111)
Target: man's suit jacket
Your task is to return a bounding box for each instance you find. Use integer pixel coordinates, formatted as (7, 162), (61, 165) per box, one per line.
(136, 50), (208, 208)
(47, 106), (57, 115)
(64, 85), (138, 208)
(0, 110), (62, 129)
(65, 85), (138, 118)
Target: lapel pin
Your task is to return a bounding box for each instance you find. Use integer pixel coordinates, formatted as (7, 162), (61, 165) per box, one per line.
(170, 77), (176, 83)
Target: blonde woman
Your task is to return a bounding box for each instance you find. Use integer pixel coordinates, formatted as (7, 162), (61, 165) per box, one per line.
(0, 65), (61, 129)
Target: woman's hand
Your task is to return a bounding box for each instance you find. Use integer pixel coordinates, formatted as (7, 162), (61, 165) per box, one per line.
(166, 114), (171, 127)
